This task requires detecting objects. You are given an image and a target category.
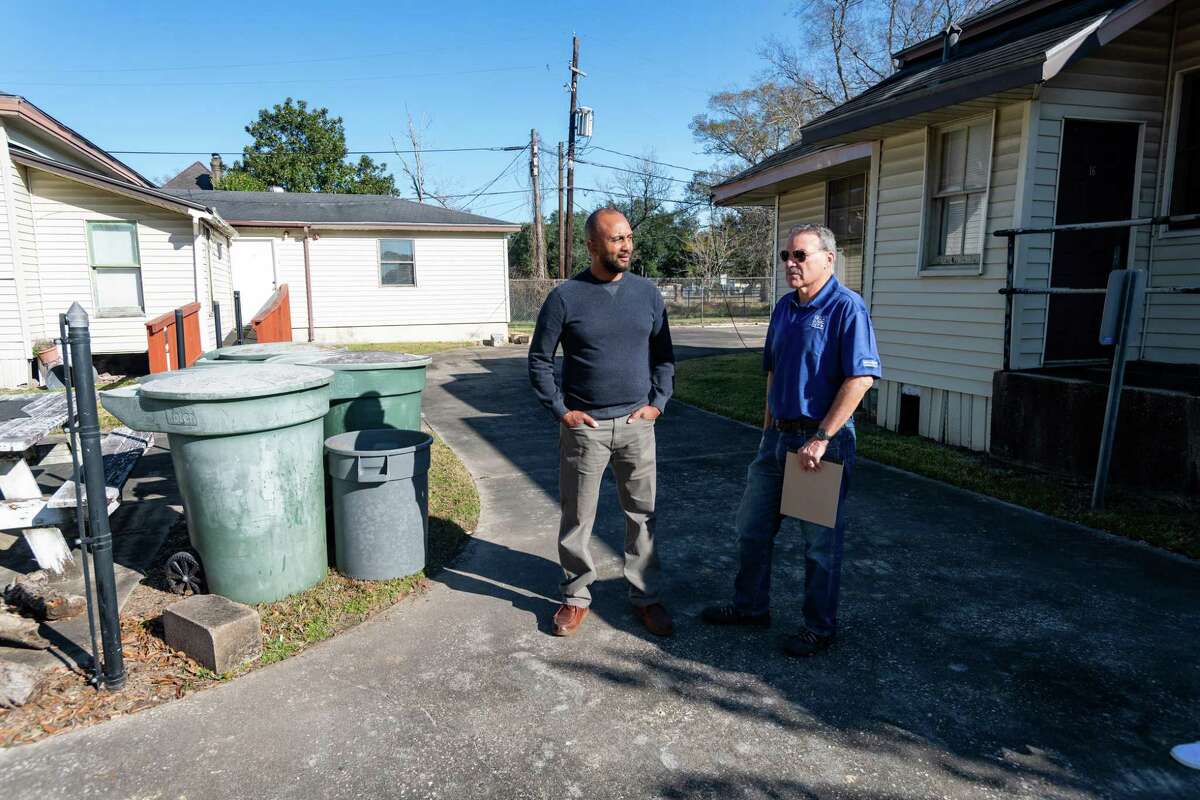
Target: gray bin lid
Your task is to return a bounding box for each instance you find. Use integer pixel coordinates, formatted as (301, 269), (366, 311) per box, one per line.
(284, 350), (432, 371)
(141, 364), (334, 401)
(325, 428), (433, 455)
(210, 342), (333, 361)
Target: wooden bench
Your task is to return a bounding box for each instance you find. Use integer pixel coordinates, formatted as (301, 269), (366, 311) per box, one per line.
(47, 427), (155, 515)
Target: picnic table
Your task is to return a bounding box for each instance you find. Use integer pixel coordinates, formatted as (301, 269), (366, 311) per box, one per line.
(0, 392), (152, 535)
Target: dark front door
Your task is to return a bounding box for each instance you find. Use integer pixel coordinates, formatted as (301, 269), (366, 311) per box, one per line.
(1044, 119), (1140, 362)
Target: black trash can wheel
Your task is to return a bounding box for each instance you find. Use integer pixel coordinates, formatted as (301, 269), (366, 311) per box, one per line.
(165, 551), (205, 595)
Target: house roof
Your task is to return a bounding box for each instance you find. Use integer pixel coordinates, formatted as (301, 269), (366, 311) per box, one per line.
(0, 92), (154, 188)
(164, 190), (521, 232)
(11, 145), (236, 237)
(161, 161), (214, 191)
(712, 0), (1166, 204)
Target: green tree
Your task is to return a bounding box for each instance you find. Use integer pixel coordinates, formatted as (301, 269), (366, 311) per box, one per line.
(214, 170), (267, 192)
(226, 98), (398, 195)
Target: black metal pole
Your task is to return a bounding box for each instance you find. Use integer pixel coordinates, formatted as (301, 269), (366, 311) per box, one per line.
(59, 313), (101, 687)
(65, 303), (125, 690)
(174, 308), (186, 370)
(1091, 272), (1138, 511)
(213, 302), (222, 348)
(233, 291), (244, 346)
(1002, 233), (1015, 372)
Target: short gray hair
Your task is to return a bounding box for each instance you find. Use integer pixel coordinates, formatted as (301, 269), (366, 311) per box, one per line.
(786, 223), (837, 254)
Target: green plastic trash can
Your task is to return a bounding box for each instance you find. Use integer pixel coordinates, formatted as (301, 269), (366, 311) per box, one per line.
(326, 429), (433, 580)
(100, 364), (334, 604)
(270, 350), (432, 438)
(193, 342), (334, 367)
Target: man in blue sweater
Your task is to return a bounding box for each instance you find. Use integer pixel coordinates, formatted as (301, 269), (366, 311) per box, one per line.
(528, 208), (675, 638)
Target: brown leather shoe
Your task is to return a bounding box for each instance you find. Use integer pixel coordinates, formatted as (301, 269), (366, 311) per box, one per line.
(634, 603), (674, 637)
(552, 603), (589, 636)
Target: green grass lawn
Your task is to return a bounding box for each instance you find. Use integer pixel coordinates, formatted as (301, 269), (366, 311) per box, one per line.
(343, 340), (476, 355)
(674, 352), (1200, 560)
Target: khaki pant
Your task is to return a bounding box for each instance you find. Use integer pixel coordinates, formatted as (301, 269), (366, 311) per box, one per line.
(558, 416), (659, 608)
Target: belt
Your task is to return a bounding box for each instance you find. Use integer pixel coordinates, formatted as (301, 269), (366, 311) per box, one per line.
(773, 417), (821, 433)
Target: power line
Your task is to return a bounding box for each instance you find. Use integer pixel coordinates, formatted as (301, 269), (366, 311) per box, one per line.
(14, 64), (544, 89)
(458, 145), (530, 208)
(575, 157), (707, 187)
(108, 146), (526, 156)
(588, 146), (705, 174)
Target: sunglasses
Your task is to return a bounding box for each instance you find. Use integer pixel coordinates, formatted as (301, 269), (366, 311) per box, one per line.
(780, 248), (827, 263)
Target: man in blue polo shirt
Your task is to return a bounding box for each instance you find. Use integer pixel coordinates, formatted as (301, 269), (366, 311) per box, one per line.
(702, 223), (881, 657)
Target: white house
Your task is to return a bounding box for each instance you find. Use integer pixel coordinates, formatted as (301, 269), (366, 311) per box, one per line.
(0, 92), (236, 388)
(713, 0), (1200, 460)
(166, 191), (519, 345)
(0, 94), (519, 389)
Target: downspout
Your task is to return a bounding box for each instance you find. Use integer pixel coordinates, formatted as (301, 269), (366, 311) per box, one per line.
(302, 226), (315, 342)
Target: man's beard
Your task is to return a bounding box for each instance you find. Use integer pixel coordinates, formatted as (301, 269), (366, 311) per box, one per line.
(599, 252), (630, 274)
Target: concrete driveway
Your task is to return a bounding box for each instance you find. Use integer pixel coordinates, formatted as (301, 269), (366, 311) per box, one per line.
(1, 333), (1197, 800)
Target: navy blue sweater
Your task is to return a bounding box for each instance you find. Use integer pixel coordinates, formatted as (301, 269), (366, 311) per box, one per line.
(528, 270), (675, 420)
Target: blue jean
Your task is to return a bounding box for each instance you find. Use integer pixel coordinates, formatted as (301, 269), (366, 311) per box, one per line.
(732, 423), (856, 636)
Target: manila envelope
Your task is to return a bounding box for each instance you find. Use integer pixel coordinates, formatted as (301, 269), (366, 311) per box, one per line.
(780, 452), (844, 528)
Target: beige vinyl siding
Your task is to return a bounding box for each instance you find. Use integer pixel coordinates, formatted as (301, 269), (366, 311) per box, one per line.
(236, 229), (509, 340)
(28, 170), (199, 354)
(11, 163), (46, 345)
(0, 125), (29, 387)
(775, 183), (825, 299)
(865, 101), (1023, 449)
(1018, 7), (1174, 364)
(1145, 0), (1200, 363)
(206, 227), (236, 347)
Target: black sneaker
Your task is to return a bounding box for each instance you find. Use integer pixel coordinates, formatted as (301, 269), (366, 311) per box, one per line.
(700, 604), (771, 628)
(782, 628), (835, 657)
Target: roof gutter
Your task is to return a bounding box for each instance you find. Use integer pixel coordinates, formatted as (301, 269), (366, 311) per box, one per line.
(222, 220), (522, 233)
(13, 148), (237, 237)
(711, 142), (875, 206)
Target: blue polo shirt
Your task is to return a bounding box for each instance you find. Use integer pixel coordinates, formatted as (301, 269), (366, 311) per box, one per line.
(763, 275), (882, 421)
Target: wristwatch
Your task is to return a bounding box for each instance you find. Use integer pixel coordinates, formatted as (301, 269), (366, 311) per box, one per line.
(814, 428), (832, 442)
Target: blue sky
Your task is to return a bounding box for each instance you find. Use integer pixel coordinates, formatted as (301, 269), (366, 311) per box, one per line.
(3, 1), (800, 220)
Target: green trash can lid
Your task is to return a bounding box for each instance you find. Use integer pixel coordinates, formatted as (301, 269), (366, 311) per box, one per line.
(210, 342), (334, 361)
(140, 364), (334, 401)
(287, 350), (432, 370)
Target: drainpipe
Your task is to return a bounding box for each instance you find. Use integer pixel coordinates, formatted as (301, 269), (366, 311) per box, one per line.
(302, 226), (315, 342)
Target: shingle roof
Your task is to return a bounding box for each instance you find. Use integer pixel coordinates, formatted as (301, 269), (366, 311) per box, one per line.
(166, 189), (517, 228)
(160, 161), (213, 191)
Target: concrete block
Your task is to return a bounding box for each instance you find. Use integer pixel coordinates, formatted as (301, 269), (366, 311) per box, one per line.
(162, 595), (262, 674)
(509, 333), (531, 345)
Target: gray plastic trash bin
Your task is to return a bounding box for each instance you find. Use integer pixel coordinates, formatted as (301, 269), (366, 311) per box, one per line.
(326, 429), (433, 580)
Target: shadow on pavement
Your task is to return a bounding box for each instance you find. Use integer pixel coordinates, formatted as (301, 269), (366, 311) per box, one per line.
(424, 346), (1200, 799)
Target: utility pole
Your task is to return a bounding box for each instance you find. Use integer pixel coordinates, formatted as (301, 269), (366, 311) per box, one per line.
(557, 141), (565, 279)
(529, 129), (546, 279)
(564, 35), (584, 276)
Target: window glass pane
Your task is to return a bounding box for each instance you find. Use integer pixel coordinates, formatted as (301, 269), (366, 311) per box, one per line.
(962, 192), (986, 254)
(847, 207), (865, 238)
(381, 262), (414, 286)
(827, 177), (850, 209)
(90, 223), (138, 266)
(1172, 72), (1200, 217)
(96, 268), (142, 310)
(940, 196), (967, 255)
(380, 239), (414, 262)
(846, 174), (866, 207)
(965, 122), (991, 190)
(939, 128), (967, 193)
(827, 207), (850, 238)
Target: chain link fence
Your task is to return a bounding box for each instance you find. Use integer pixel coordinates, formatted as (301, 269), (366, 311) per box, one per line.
(509, 277), (775, 325)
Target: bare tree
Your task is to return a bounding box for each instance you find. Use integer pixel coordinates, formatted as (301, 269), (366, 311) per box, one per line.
(392, 112), (455, 208)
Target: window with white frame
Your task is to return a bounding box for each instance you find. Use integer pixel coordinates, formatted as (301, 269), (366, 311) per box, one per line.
(379, 239), (415, 286)
(87, 221), (144, 314)
(826, 173), (866, 291)
(925, 115), (994, 270)
(1168, 70), (1199, 229)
